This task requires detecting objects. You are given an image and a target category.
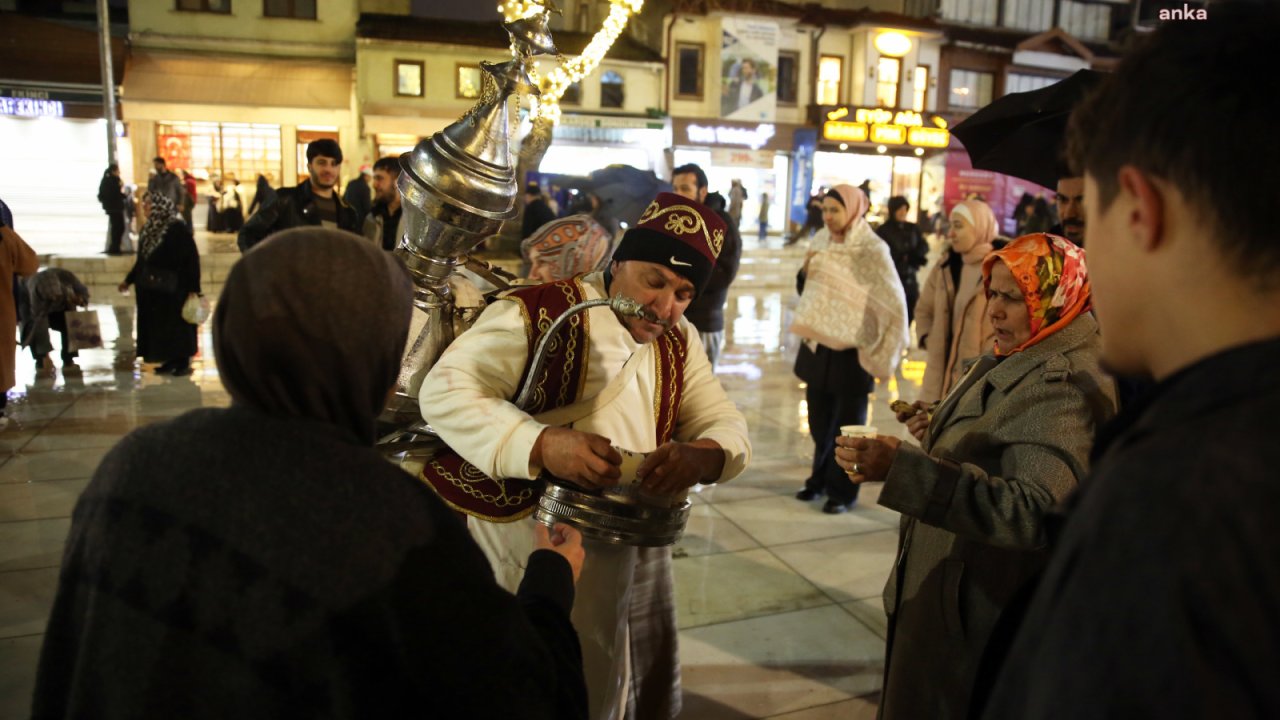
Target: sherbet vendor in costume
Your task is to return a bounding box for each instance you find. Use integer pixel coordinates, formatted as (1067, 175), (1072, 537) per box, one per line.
(420, 192), (752, 720)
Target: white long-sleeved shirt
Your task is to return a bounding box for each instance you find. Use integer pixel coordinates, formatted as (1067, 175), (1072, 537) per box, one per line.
(419, 272), (751, 484)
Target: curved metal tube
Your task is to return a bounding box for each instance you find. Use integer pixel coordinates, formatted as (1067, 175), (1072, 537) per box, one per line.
(513, 295), (655, 411)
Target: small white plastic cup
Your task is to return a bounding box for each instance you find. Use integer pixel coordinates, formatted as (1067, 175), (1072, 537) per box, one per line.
(839, 424), (878, 439)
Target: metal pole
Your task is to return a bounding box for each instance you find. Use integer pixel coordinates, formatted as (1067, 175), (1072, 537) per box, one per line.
(97, 0), (119, 167)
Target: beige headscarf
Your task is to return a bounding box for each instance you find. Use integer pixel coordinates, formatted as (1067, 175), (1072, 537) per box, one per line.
(791, 185), (910, 379)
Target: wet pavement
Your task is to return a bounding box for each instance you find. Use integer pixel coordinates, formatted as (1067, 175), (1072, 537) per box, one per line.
(0, 237), (929, 719)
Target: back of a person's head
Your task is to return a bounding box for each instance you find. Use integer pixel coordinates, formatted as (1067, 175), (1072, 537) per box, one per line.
(1068, 1), (1280, 287)
(887, 196), (910, 217)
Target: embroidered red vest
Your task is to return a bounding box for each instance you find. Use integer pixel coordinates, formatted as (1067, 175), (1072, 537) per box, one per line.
(419, 276), (689, 521)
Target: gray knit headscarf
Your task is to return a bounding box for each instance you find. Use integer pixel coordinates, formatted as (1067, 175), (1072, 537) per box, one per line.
(212, 228), (414, 444)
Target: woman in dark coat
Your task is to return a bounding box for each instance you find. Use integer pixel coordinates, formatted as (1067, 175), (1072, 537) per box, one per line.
(120, 192), (200, 375)
(877, 196), (931, 325)
(33, 228), (588, 720)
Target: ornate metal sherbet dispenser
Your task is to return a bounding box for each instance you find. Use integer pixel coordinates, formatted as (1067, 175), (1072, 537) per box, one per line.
(379, 7), (691, 548)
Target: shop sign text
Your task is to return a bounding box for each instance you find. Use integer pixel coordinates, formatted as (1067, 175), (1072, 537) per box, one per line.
(0, 96), (65, 118)
(821, 106), (949, 149)
(686, 123), (777, 150)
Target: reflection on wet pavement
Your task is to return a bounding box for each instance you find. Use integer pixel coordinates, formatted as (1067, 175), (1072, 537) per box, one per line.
(0, 246), (923, 719)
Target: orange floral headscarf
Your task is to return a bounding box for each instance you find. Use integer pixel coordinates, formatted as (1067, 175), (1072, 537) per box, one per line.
(982, 233), (1091, 356)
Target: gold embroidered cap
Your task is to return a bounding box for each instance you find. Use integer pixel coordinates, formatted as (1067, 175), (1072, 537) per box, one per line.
(612, 192), (726, 296)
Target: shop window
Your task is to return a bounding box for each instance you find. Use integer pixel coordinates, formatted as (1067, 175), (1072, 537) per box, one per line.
(817, 55), (843, 106)
(264, 0), (316, 19)
(913, 65), (929, 112)
(457, 64), (482, 99)
(1060, 0), (1111, 41)
(601, 70), (624, 109)
(777, 51), (799, 106)
(176, 0), (230, 12)
(949, 69), (993, 109)
(561, 81), (582, 106)
(155, 121), (282, 191)
(395, 60), (424, 98)
(876, 56), (901, 109)
(675, 43), (705, 100)
(1006, 73), (1060, 95)
(940, 0), (998, 26)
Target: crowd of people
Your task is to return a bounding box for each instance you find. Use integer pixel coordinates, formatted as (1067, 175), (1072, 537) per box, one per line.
(13, 7), (1280, 719)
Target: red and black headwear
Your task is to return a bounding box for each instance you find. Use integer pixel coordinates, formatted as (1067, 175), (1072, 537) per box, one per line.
(611, 192), (727, 296)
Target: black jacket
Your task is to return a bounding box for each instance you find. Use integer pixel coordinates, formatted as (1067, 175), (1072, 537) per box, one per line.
(683, 208), (742, 334)
(33, 406), (587, 720)
(522, 198), (557, 240)
(238, 180), (359, 252)
(981, 337), (1280, 719)
(342, 176), (372, 228)
(98, 174), (124, 214)
(878, 220), (929, 291)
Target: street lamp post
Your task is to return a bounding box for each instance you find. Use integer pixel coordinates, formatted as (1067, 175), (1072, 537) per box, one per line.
(97, 0), (118, 167)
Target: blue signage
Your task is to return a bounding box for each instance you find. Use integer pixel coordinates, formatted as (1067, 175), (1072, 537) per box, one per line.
(789, 128), (817, 226)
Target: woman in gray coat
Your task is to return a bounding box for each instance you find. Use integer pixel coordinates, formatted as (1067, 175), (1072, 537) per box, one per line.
(835, 233), (1116, 719)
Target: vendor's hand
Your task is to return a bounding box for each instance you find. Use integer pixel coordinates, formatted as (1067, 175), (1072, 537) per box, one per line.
(895, 401), (932, 442)
(834, 435), (901, 484)
(533, 522), (584, 584)
(117, 282), (129, 294)
(637, 439), (725, 495)
(532, 426), (622, 489)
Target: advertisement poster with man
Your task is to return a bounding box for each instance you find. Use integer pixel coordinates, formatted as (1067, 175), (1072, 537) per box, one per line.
(721, 18), (778, 122)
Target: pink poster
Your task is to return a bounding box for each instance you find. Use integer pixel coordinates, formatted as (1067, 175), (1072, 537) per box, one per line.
(943, 144), (1054, 237)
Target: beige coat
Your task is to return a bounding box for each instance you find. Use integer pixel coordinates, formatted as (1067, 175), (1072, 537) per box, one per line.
(875, 313), (1116, 720)
(0, 226), (39, 392)
(915, 255), (995, 403)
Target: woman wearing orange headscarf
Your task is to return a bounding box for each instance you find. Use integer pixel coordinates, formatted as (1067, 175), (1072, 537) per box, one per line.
(830, 233), (1116, 719)
(914, 199), (1001, 407)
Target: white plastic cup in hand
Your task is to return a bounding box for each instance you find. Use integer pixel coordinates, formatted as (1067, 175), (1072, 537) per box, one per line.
(840, 424), (878, 439)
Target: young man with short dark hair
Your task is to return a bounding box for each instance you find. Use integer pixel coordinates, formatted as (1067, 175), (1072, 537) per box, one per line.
(238, 139), (358, 252)
(363, 156), (403, 251)
(983, 5), (1280, 716)
(671, 163), (741, 369)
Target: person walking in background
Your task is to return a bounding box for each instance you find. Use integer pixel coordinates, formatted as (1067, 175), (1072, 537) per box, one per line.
(238, 139), (358, 252)
(343, 165), (373, 229)
(787, 192), (825, 245)
(792, 184), (907, 514)
(179, 170), (197, 228)
(98, 164), (126, 256)
(835, 233), (1115, 719)
(146, 157), (185, 217)
(757, 192), (770, 243)
(878, 196), (931, 326)
(21, 268), (89, 376)
(1017, 197), (1052, 236)
(0, 199), (40, 425)
(34, 229), (589, 720)
(915, 199), (1000, 404)
(727, 179), (747, 228)
(119, 192), (201, 376)
(217, 175), (245, 234)
(521, 182), (556, 241)
(246, 173), (276, 220)
(672, 163), (742, 369)
(363, 157), (404, 252)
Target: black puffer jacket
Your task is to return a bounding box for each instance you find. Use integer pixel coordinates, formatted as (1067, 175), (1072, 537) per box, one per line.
(238, 180), (358, 252)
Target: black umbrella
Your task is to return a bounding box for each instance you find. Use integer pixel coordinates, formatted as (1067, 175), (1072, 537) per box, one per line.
(587, 165), (670, 228)
(951, 70), (1104, 188)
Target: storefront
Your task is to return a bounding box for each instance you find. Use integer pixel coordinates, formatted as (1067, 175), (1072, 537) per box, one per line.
(671, 118), (804, 237)
(539, 113), (670, 177)
(812, 105), (951, 226)
(121, 51), (356, 218)
(0, 84), (133, 256)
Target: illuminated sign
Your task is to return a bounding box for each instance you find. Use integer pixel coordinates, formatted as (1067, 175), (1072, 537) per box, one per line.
(0, 96), (64, 118)
(821, 106), (950, 149)
(686, 123), (777, 150)
(823, 121), (868, 143)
